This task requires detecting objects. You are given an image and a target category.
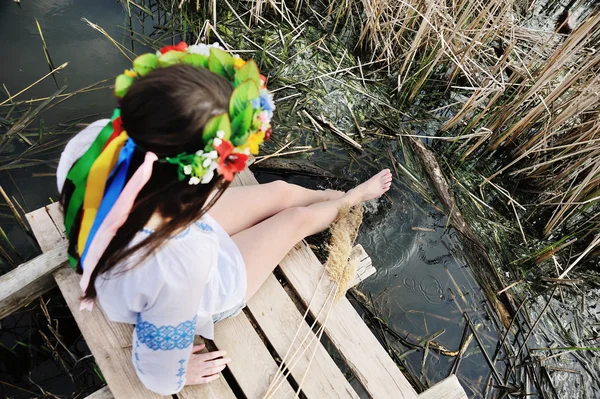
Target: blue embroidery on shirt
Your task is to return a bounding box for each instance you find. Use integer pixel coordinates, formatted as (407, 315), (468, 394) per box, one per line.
(133, 338), (144, 374)
(135, 314), (197, 351)
(194, 221), (215, 233)
(176, 359), (186, 389)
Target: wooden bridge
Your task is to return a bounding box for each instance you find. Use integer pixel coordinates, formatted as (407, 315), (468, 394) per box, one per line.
(0, 169), (468, 399)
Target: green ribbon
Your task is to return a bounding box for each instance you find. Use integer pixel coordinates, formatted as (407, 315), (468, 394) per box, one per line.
(64, 109), (121, 266)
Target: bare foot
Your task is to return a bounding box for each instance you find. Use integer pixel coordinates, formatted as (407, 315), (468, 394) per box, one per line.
(344, 169), (392, 205)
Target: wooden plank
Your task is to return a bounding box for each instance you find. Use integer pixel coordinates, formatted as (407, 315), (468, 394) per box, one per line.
(179, 378), (237, 399)
(85, 386), (114, 399)
(0, 242), (67, 319)
(418, 376), (468, 399)
(212, 311), (296, 398)
(349, 244), (376, 287)
(280, 244), (418, 398)
(0, 207), (64, 318)
(25, 207), (65, 252)
(247, 273), (360, 399)
(234, 170), (419, 399)
(45, 201), (66, 237)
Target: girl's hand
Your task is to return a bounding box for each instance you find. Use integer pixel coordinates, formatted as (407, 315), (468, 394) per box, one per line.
(185, 344), (231, 385)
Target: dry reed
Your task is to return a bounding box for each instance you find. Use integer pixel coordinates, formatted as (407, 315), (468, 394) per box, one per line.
(324, 205), (364, 301)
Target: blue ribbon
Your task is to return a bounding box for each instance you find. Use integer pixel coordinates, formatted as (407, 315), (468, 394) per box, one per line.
(80, 139), (136, 268)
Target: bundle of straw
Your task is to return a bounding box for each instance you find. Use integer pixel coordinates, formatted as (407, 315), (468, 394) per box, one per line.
(324, 204), (364, 301)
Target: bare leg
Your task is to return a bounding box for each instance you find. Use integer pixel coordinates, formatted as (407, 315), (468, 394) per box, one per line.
(208, 180), (344, 235)
(234, 170), (393, 301)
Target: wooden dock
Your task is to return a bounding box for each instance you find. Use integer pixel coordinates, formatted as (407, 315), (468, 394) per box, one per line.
(0, 169), (468, 399)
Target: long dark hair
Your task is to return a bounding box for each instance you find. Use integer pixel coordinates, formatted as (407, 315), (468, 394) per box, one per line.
(60, 65), (234, 299)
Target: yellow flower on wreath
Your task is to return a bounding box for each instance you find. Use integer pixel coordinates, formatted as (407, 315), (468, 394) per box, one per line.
(241, 131), (265, 155)
(233, 55), (246, 70)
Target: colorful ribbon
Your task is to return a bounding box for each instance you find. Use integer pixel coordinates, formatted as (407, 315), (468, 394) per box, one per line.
(63, 110), (121, 267)
(77, 131), (128, 254)
(79, 151), (158, 310)
(80, 138), (136, 265)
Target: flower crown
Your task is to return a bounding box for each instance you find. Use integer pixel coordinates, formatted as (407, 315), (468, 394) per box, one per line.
(114, 42), (275, 184)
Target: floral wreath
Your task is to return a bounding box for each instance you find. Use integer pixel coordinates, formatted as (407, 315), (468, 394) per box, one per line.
(63, 42), (275, 299)
(115, 41), (275, 184)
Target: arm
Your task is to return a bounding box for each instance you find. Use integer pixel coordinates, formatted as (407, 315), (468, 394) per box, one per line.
(132, 288), (200, 395)
(130, 250), (210, 395)
(129, 238), (230, 395)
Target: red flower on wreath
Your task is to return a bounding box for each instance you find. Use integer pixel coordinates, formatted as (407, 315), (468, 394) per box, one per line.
(259, 74), (268, 89)
(264, 128), (273, 141)
(160, 41), (188, 54)
(214, 139), (249, 181)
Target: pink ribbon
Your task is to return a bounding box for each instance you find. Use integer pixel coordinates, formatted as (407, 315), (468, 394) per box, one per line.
(79, 152), (158, 311)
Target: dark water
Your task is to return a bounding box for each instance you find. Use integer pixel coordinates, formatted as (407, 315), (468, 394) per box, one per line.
(0, 1), (497, 398)
(0, 0), (135, 262)
(279, 147), (497, 396)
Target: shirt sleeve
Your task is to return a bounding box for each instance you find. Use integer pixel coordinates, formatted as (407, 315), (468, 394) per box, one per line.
(129, 248), (211, 395)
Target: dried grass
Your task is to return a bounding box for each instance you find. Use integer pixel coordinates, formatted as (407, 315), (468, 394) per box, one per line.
(314, 0), (600, 237)
(324, 205), (364, 301)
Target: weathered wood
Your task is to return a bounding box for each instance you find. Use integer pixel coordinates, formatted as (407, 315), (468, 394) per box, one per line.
(247, 273), (360, 398)
(0, 206), (65, 319)
(213, 311), (296, 398)
(280, 244), (419, 399)
(235, 170), (419, 399)
(25, 206), (65, 252)
(84, 386), (114, 399)
(418, 376), (467, 399)
(250, 158), (337, 178)
(178, 378), (237, 399)
(349, 244), (375, 287)
(45, 201), (66, 236)
(0, 242), (67, 319)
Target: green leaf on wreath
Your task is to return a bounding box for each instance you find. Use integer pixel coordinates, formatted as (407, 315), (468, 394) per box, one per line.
(234, 60), (261, 87)
(231, 129), (251, 147)
(114, 74), (134, 98)
(133, 53), (158, 76)
(229, 80), (259, 117)
(158, 51), (185, 67)
(182, 53), (209, 68)
(208, 48), (235, 79)
(231, 103), (254, 139)
(202, 113), (232, 143)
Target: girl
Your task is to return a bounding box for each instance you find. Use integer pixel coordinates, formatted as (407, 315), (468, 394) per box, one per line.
(57, 43), (392, 395)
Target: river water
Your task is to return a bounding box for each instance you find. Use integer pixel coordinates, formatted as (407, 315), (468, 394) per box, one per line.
(1, 1), (506, 398)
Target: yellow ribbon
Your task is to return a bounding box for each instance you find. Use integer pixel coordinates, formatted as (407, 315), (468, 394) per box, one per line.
(77, 131), (128, 254)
